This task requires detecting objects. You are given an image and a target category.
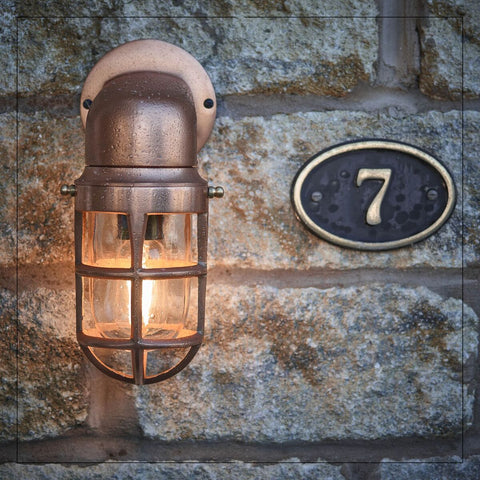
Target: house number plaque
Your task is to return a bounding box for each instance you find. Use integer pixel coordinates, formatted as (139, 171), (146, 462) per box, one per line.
(291, 140), (455, 250)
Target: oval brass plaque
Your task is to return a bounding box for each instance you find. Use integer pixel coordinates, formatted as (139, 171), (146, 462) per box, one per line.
(291, 140), (455, 250)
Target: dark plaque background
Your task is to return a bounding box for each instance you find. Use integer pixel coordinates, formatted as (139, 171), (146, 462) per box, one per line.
(299, 148), (450, 243)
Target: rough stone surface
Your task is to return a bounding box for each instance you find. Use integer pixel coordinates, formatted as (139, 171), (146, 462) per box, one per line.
(379, 455), (480, 480)
(419, 17), (463, 100)
(135, 284), (477, 442)
(0, 113), (17, 448)
(0, 1), (16, 95)
(18, 113), (82, 266)
(17, 16), (377, 97)
(463, 111), (480, 265)
(16, 288), (88, 441)
(421, 2), (480, 99)
(0, 113), (16, 271)
(462, 0), (480, 97)
(463, 0), (480, 98)
(16, 0), (377, 17)
(0, 461), (345, 480)
(0, 289), (17, 443)
(202, 110), (466, 269)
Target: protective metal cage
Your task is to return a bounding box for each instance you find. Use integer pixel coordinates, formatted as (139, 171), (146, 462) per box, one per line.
(70, 40), (219, 385)
(75, 171), (208, 384)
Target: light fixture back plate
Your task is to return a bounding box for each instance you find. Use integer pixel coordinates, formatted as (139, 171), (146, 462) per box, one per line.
(80, 39), (216, 152)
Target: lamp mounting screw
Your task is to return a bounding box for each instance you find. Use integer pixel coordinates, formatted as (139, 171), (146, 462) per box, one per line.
(60, 184), (76, 197)
(203, 98), (214, 109)
(208, 186), (224, 198)
(83, 99), (93, 109)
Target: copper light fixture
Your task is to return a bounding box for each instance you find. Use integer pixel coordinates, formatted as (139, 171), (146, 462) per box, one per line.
(62, 40), (223, 385)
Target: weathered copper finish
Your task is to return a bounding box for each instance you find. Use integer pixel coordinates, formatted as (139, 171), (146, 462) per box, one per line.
(74, 42), (216, 385)
(85, 72), (197, 167)
(75, 168), (208, 213)
(80, 39), (216, 152)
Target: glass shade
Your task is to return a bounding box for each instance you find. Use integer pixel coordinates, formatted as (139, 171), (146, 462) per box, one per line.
(82, 277), (132, 338)
(142, 277), (197, 339)
(81, 212), (196, 340)
(141, 214), (195, 338)
(82, 212), (131, 268)
(91, 348), (133, 377)
(146, 348), (191, 377)
(143, 214), (195, 267)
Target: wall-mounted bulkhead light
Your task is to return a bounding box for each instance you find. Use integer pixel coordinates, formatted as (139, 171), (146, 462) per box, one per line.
(62, 40), (223, 385)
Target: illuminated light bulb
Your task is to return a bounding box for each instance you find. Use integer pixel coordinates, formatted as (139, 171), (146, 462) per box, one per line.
(141, 238), (166, 337)
(86, 214), (198, 341)
(140, 216), (194, 339)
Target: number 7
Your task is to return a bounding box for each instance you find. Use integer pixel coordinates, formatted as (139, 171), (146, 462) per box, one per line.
(356, 168), (392, 226)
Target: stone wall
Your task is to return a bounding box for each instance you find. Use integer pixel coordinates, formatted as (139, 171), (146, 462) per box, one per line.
(1, 0), (479, 478)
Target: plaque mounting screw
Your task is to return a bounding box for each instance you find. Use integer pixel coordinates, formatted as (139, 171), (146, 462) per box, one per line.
(208, 186), (224, 198)
(311, 191), (323, 202)
(60, 184), (76, 197)
(426, 189), (438, 201)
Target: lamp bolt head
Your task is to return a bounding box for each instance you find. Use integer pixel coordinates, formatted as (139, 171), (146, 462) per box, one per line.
(208, 186), (224, 198)
(60, 184), (76, 196)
